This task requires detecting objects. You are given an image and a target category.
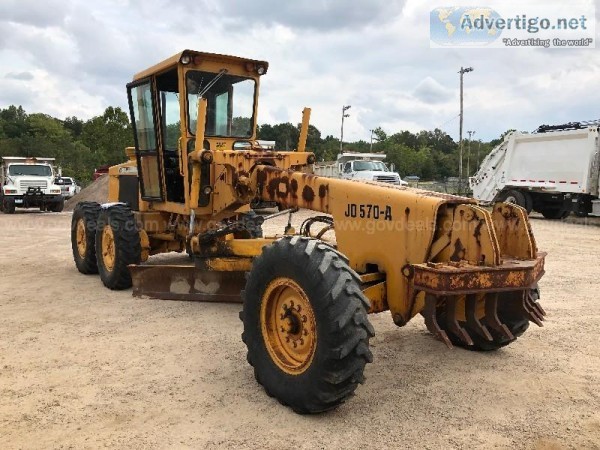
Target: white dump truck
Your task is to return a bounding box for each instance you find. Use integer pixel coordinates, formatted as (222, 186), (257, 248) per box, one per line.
(314, 152), (407, 185)
(0, 157), (64, 213)
(470, 122), (600, 218)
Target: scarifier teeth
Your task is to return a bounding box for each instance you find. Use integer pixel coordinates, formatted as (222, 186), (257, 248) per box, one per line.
(483, 294), (514, 341)
(527, 290), (547, 319)
(466, 294), (493, 342)
(522, 291), (545, 327)
(423, 295), (453, 349)
(445, 296), (473, 346)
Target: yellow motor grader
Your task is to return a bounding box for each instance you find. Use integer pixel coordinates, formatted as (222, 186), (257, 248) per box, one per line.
(70, 50), (546, 413)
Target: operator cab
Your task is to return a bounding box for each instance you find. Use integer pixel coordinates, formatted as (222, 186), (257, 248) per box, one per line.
(126, 50), (267, 206)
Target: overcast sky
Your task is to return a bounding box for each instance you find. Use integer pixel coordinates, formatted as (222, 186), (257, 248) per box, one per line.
(0, 0), (598, 142)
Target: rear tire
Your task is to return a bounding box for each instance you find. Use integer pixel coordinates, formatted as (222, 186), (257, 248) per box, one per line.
(241, 236), (374, 413)
(71, 202), (101, 274)
(540, 208), (569, 220)
(95, 205), (141, 290)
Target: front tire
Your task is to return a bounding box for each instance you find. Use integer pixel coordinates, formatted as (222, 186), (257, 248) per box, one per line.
(95, 205), (141, 290)
(48, 197), (64, 212)
(71, 202), (101, 274)
(500, 190), (531, 213)
(241, 236), (375, 413)
(3, 197), (15, 214)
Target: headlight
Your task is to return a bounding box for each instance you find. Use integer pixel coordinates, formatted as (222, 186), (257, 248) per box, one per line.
(3, 187), (17, 194)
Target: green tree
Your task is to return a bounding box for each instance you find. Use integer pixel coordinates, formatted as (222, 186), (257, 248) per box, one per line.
(81, 106), (132, 165)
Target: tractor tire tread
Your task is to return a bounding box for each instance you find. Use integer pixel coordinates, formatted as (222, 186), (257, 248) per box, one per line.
(95, 205), (141, 290)
(71, 202), (102, 274)
(242, 235), (374, 413)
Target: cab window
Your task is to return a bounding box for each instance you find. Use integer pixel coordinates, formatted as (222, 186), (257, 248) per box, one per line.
(187, 71), (255, 138)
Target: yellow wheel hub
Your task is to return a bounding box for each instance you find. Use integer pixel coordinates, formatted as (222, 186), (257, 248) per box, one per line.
(101, 225), (116, 272)
(260, 277), (317, 375)
(76, 218), (87, 258)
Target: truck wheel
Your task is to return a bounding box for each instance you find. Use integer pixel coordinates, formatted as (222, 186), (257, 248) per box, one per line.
(241, 236), (375, 413)
(95, 205), (141, 290)
(540, 208), (569, 220)
(71, 202), (102, 274)
(48, 197), (64, 213)
(3, 197), (15, 214)
(433, 288), (540, 351)
(500, 190), (529, 211)
(522, 192), (533, 214)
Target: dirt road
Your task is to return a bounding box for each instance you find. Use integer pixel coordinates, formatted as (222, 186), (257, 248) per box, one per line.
(1, 211), (599, 449)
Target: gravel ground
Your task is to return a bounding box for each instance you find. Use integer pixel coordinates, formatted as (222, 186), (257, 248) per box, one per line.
(0, 210), (599, 449)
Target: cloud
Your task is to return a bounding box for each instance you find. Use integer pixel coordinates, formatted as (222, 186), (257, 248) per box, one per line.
(413, 76), (453, 104)
(202, 0), (407, 31)
(4, 71), (34, 81)
(0, 0), (599, 143)
(0, 0), (69, 28)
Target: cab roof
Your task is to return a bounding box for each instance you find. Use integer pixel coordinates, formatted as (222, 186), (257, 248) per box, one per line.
(133, 49), (269, 81)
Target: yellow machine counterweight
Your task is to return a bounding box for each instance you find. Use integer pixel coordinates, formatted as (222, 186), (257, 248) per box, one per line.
(70, 50), (546, 413)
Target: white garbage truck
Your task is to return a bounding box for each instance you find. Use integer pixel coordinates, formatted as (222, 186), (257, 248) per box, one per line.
(470, 122), (600, 218)
(0, 157), (64, 213)
(314, 152), (407, 185)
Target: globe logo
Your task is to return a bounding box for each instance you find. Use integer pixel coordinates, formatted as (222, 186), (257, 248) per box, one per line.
(430, 7), (504, 46)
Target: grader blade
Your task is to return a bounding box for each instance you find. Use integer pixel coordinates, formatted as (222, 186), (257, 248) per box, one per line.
(129, 265), (245, 303)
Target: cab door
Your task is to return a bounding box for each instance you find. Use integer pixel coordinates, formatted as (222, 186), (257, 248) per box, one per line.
(127, 79), (164, 201)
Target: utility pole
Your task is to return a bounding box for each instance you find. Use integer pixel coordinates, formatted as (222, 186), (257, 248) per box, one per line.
(467, 130), (475, 179)
(340, 105), (351, 153)
(458, 67), (473, 194)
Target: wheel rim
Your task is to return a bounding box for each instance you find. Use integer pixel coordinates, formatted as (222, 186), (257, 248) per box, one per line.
(505, 195), (518, 204)
(260, 277), (317, 375)
(101, 225), (116, 272)
(76, 218), (87, 258)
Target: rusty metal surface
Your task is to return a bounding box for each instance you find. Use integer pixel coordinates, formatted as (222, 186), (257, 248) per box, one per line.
(129, 264), (245, 302)
(491, 202), (537, 259)
(362, 281), (387, 313)
(411, 253), (546, 296)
